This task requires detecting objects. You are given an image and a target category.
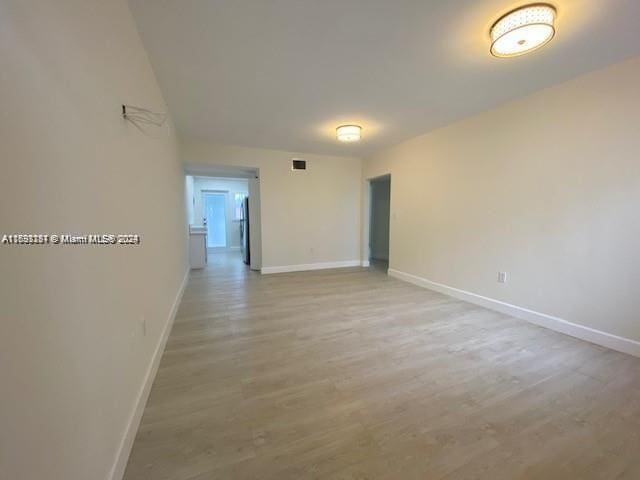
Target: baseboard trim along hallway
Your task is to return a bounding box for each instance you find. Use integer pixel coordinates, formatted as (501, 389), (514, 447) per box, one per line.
(388, 268), (640, 358)
(108, 268), (190, 480)
(261, 260), (362, 274)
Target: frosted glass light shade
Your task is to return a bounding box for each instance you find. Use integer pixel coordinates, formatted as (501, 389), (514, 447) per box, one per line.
(490, 4), (556, 58)
(336, 125), (362, 142)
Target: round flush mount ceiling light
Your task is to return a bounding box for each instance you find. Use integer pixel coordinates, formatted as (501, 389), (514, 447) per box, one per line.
(490, 3), (556, 58)
(336, 124), (362, 142)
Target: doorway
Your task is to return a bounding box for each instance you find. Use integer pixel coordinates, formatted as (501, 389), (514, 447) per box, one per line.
(368, 175), (391, 271)
(184, 168), (262, 273)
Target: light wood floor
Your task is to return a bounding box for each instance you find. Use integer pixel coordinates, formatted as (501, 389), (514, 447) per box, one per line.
(124, 252), (640, 479)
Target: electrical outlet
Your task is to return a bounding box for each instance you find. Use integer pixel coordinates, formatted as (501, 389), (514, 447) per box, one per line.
(498, 272), (507, 284)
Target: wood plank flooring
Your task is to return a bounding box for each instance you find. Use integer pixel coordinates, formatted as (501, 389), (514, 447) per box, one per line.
(124, 252), (640, 479)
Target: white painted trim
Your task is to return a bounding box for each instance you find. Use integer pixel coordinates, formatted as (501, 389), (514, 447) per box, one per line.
(108, 268), (190, 480)
(261, 260), (362, 274)
(388, 268), (640, 358)
(361, 260), (371, 267)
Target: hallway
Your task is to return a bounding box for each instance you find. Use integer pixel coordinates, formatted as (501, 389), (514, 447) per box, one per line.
(124, 265), (640, 479)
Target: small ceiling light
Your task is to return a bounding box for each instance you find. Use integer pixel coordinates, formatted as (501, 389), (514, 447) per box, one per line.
(336, 125), (362, 142)
(490, 3), (556, 58)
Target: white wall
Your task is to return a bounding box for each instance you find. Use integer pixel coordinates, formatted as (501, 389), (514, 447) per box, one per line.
(0, 2), (188, 480)
(185, 175), (195, 225)
(362, 56), (640, 344)
(369, 177), (390, 261)
(248, 177), (263, 270)
(182, 142), (362, 269)
(191, 177), (248, 249)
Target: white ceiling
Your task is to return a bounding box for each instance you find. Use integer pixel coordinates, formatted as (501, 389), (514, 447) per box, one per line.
(128, 0), (640, 156)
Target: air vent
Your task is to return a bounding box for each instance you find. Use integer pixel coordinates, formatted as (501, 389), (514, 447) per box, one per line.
(292, 159), (306, 170)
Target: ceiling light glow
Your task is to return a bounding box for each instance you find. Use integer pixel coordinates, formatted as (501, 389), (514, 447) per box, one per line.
(490, 4), (556, 58)
(336, 125), (362, 142)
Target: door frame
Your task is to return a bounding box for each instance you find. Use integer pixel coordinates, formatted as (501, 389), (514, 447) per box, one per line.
(363, 173), (391, 268)
(183, 165), (262, 271)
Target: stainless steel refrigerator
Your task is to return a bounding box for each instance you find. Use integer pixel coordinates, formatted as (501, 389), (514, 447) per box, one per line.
(240, 197), (250, 265)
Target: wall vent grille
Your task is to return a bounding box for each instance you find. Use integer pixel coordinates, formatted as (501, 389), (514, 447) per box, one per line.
(292, 159), (306, 170)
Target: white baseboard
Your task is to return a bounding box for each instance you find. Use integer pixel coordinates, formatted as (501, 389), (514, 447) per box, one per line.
(261, 260), (362, 274)
(108, 268), (190, 480)
(361, 260), (371, 267)
(388, 268), (640, 358)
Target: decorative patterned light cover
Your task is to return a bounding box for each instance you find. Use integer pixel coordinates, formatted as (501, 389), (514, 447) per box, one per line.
(490, 4), (556, 57)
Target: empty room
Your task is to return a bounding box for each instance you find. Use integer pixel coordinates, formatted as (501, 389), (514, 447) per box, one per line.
(2, 1), (640, 479)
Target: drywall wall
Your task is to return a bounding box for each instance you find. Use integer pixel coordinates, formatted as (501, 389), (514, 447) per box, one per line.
(185, 175), (195, 225)
(248, 177), (263, 271)
(182, 142), (362, 270)
(191, 177), (248, 249)
(0, 2), (188, 480)
(369, 176), (391, 261)
(362, 56), (640, 344)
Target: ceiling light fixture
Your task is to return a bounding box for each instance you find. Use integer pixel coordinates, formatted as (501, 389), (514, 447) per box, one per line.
(336, 125), (362, 142)
(490, 3), (556, 58)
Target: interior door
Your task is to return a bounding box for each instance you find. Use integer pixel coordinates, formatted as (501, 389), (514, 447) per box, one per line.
(203, 192), (227, 249)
